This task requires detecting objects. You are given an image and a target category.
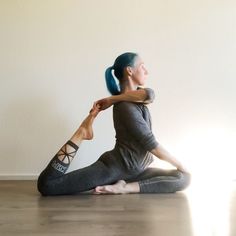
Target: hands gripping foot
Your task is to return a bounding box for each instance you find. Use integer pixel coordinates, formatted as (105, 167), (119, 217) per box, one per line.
(70, 104), (101, 145)
(58, 104), (101, 164)
(78, 104), (100, 140)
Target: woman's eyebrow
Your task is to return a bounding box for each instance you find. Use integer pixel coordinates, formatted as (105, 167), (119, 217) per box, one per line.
(139, 62), (144, 67)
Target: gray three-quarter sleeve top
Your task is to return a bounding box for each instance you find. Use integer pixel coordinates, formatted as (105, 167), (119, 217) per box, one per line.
(109, 88), (159, 172)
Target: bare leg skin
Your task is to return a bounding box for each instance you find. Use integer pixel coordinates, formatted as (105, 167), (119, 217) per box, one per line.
(57, 105), (100, 164)
(93, 180), (140, 194)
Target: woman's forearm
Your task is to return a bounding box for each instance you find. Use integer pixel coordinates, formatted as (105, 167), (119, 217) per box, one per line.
(110, 89), (148, 104)
(150, 144), (188, 173)
(94, 88), (154, 111)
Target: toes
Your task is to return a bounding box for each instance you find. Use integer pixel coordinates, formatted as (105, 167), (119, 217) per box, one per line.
(95, 186), (107, 193)
(94, 186), (113, 194)
(89, 105), (100, 117)
(92, 190), (102, 195)
(95, 186), (103, 191)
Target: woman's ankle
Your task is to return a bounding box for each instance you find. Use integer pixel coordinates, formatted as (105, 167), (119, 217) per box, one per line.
(125, 182), (140, 193)
(70, 133), (83, 146)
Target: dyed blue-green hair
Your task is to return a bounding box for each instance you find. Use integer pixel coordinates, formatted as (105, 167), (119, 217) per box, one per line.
(105, 52), (138, 95)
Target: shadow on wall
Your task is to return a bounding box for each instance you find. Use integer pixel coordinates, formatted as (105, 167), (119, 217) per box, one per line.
(0, 96), (73, 175)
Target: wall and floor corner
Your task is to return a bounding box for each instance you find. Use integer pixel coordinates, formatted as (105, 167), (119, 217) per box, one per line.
(0, 0), (235, 184)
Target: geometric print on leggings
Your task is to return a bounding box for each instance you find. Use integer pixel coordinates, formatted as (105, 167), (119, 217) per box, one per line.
(51, 159), (67, 173)
(56, 143), (77, 164)
(51, 140), (79, 173)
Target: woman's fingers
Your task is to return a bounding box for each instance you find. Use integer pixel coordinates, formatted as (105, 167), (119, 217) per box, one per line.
(94, 97), (113, 111)
(89, 103), (101, 116)
(93, 101), (98, 109)
(94, 99), (105, 110)
(93, 102), (101, 110)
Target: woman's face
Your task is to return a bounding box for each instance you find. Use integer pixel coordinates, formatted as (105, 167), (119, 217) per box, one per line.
(131, 57), (149, 86)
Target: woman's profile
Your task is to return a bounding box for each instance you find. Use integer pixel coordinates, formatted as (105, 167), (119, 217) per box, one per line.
(37, 52), (191, 196)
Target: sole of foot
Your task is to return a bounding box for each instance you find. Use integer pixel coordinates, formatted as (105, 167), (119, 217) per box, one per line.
(93, 180), (127, 195)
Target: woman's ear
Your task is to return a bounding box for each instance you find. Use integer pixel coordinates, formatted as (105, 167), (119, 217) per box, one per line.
(124, 66), (133, 76)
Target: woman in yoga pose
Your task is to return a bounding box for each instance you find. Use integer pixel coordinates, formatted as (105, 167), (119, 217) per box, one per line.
(37, 52), (190, 196)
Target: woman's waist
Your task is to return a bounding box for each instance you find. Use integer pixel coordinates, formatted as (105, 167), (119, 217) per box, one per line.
(113, 142), (154, 170)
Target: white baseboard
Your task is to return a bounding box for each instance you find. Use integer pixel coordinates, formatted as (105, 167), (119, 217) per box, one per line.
(0, 175), (38, 180)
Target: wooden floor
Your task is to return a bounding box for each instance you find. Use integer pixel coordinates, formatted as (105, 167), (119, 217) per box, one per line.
(0, 181), (235, 236)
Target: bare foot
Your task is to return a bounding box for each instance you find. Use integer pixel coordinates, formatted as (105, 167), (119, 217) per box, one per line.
(77, 105), (100, 140)
(93, 180), (128, 194)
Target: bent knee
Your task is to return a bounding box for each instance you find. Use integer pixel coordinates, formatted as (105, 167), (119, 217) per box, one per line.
(179, 172), (191, 190)
(37, 175), (55, 196)
(37, 179), (48, 196)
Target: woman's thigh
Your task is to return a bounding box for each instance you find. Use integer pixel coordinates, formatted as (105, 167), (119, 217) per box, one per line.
(126, 168), (181, 181)
(39, 158), (130, 196)
(126, 167), (191, 193)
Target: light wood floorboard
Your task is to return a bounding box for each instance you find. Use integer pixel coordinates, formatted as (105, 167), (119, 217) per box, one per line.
(0, 181), (235, 236)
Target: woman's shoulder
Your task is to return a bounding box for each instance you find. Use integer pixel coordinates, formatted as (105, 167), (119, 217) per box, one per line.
(113, 102), (144, 122)
(113, 101), (137, 108)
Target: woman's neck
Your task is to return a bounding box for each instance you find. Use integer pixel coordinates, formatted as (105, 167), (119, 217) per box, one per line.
(120, 79), (138, 93)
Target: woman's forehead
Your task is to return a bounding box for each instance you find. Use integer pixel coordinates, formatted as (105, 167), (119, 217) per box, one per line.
(135, 56), (144, 66)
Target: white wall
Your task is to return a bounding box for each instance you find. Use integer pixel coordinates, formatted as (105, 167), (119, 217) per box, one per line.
(0, 0), (235, 180)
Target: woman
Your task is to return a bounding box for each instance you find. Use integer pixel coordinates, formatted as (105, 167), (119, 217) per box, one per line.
(37, 52), (190, 196)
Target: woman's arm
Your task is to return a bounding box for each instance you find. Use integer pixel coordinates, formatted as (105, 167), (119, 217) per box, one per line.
(150, 144), (190, 174)
(94, 88), (155, 111)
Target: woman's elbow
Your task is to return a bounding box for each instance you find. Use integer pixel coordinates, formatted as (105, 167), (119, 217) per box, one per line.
(144, 88), (155, 104)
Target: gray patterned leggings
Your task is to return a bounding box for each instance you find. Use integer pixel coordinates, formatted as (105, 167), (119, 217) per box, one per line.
(37, 140), (191, 196)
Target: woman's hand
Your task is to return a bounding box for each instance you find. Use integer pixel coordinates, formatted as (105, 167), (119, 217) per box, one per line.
(151, 144), (191, 175)
(89, 104), (101, 117)
(177, 164), (191, 174)
(93, 97), (114, 111)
